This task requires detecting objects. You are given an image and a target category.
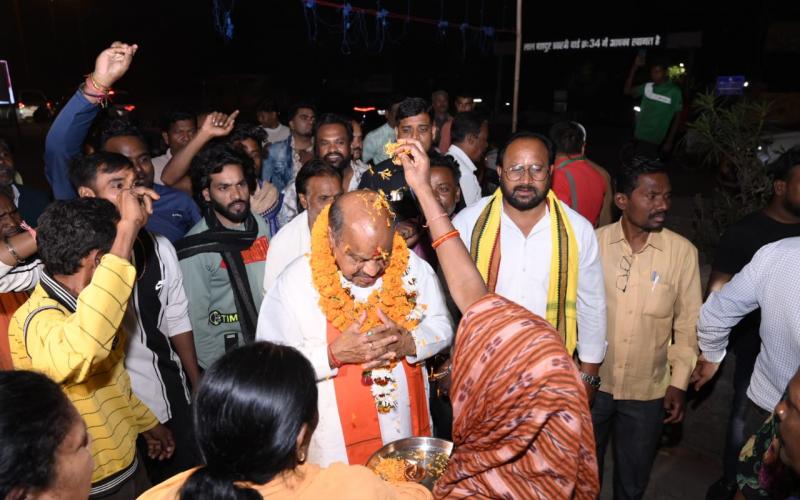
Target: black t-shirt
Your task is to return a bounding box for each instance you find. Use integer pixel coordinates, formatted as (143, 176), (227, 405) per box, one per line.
(712, 211), (800, 355)
(357, 158), (420, 221)
(713, 211), (800, 274)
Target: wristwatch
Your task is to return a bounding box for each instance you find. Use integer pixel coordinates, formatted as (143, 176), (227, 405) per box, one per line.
(580, 371), (601, 389)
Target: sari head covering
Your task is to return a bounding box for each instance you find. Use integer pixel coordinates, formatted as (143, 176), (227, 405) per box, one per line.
(434, 294), (598, 499)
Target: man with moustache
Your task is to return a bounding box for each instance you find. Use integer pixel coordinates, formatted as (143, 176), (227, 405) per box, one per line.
(280, 113), (351, 225)
(452, 131), (606, 400)
(593, 157), (701, 499)
(151, 111), (197, 186)
(176, 143), (272, 369)
(343, 118), (369, 192)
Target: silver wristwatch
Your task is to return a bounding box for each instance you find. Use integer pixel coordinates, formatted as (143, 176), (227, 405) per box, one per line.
(580, 371), (601, 389)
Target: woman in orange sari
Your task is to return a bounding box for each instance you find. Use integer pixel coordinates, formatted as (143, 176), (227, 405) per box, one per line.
(397, 139), (599, 499)
(139, 341), (430, 499)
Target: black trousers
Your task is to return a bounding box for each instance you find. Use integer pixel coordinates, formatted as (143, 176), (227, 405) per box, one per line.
(592, 391), (665, 500)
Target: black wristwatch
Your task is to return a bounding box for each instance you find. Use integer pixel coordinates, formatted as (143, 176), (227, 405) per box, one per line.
(580, 371), (601, 389)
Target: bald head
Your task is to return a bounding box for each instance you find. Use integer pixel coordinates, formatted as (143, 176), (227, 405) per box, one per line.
(328, 191), (397, 288)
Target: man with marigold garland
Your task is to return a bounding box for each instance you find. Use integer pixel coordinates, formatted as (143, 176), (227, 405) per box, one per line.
(256, 190), (453, 466)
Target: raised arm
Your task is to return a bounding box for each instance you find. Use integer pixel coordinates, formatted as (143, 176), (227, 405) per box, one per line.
(399, 139), (488, 312)
(45, 42), (138, 199)
(160, 110), (239, 190)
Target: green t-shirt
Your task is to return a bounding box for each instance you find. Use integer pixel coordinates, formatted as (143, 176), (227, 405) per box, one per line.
(633, 81), (683, 145)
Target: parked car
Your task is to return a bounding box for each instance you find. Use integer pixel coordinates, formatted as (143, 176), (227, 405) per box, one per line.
(16, 89), (54, 122)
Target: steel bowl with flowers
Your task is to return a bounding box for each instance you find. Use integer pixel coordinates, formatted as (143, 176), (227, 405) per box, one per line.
(366, 437), (453, 491)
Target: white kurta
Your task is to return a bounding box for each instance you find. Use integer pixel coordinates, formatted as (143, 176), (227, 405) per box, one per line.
(256, 251), (453, 467)
(446, 144), (483, 207)
(262, 210), (310, 294)
(452, 195), (608, 364)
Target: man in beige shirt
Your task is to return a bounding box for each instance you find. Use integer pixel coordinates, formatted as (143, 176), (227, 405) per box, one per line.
(593, 157), (701, 500)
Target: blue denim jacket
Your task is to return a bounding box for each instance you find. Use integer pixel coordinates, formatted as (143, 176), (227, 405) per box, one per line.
(261, 137), (294, 192)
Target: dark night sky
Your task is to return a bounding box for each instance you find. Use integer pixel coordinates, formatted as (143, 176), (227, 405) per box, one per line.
(1, 0), (798, 128)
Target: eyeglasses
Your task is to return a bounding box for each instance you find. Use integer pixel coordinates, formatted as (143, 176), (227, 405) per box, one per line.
(503, 163), (549, 182)
(616, 255), (632, 293)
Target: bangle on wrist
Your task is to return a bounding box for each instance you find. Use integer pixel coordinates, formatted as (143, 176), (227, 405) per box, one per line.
(87, 72), (111, 92)
(328, 343), (343, 369)
(431, 230), (460, 250)
(423, 212), (449, 228)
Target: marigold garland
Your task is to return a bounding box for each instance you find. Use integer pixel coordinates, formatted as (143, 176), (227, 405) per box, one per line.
(310, 204), (420, 334)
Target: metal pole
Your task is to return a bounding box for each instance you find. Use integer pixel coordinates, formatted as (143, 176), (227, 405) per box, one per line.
(511, 0), (522, 132)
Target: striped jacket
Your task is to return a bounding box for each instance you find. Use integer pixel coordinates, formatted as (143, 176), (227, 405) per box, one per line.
(8, 254), (159, 495)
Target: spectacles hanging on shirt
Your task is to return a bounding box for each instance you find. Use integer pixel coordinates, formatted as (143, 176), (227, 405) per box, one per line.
(617, 255), (632, 293)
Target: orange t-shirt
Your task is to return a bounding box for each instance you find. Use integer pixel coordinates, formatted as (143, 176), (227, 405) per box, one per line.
(138, 463), (431, 500)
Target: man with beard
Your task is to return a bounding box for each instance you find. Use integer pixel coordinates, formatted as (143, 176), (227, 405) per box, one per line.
(279, 113), (350, 225)
(343, 118), (369, 192)
(176, 143), (272, 369)
(44, 42), (200, 242)
(593, 157), (701, 499)
(702, 146), (800, 500)
(452, 131), (606, 398)
(0, 138), (50, 227)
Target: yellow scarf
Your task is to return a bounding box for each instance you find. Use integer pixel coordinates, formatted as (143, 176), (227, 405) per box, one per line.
(469, 188), (579, 354)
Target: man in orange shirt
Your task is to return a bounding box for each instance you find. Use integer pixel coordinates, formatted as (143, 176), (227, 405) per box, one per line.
(550, 121), (613, 227)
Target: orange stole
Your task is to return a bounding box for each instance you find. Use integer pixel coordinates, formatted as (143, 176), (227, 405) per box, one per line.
(325, 322), (431, 465)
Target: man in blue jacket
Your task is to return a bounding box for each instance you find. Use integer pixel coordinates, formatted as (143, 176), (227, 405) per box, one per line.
(44, 42), (199, 242)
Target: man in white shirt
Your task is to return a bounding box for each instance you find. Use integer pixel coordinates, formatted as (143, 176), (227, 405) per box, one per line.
(263, 159), (343, 293)
(692, 237), (800, 417)
(151, 111), (197, 185)
(257, 190), (452, 467)
(446, 111), (487, 207)
(452, 131), (607, 397)
(256, 98), (291, 145)
(345, 118), (369, 191)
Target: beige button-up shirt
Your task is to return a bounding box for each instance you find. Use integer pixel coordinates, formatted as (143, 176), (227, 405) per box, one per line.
(596, 220), (701, 400)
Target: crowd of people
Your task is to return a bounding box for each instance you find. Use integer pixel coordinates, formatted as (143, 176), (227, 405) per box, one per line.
(0, 40), (799, 500)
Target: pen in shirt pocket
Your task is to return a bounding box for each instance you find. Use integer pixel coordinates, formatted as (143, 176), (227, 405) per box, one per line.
(651, 271), (660, 291)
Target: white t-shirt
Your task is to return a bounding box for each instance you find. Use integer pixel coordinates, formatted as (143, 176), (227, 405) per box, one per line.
(262, 124), (291, 145)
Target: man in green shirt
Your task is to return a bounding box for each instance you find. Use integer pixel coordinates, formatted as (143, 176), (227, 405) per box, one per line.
(624, 55), (683, 158)
(175, 143), (271, 369)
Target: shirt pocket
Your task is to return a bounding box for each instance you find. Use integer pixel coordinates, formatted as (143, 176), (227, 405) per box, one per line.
(642, 281), (677, 319)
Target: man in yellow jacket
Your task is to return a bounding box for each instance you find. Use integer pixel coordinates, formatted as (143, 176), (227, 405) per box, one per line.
(8, 189), (175, 498)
